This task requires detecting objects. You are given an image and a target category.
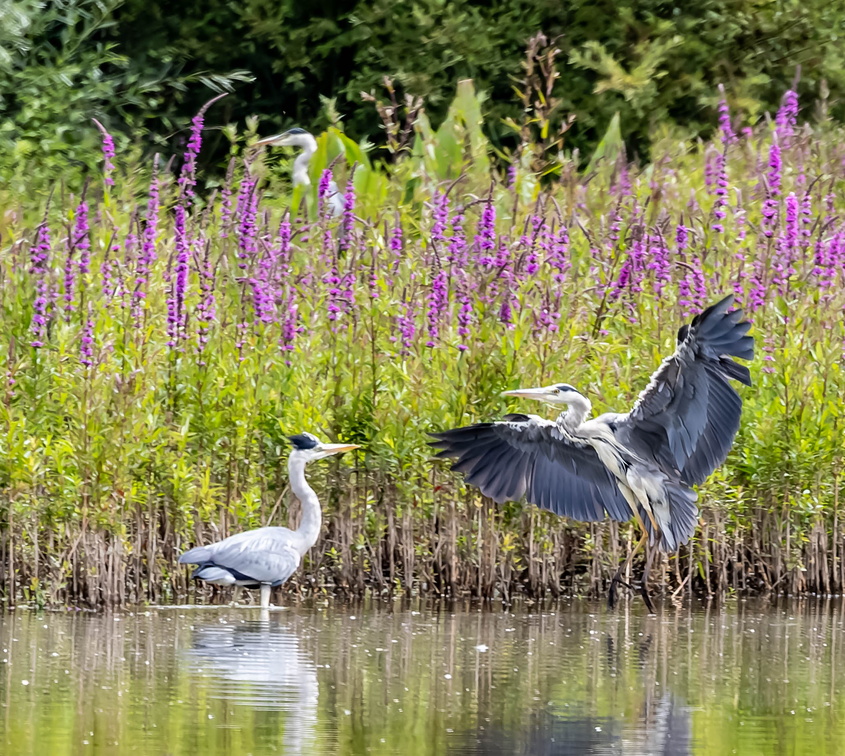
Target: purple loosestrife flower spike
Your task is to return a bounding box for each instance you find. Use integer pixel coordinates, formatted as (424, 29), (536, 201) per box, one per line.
(475, 200), (496, 267)
(389, 222), (404, 275)
(761, 142), (782, 237)
(74, 201), (91, 277)
(546, 224), (570, 285)
(398, 299), (416, 355)
(775, 90), (799, 144)
(63, 246), (75, 320)
(134, 161), (159, 328)
(717, 86), (735, 147)
(447, 212), (467, 268)
(167, 204), (190, 347)
(178, 93), (227, 204)
(30, 222), (51, 347)
(196, 244), (216, 364)
(92, 119), (116, 186)
(236, 173), (259, 271)
(425, 269), (449, 347)
(339, 179), (356, 253)
(80, 306), (94, 367)
(219, 158), (236, 239)
(772, 193), (799, 294)
(456, 281), (473, 352)
(647, 234), (672, 297)
(712, 153), (729, 233)
(431, 191), (449, 244)
(317, 170), (333, 216)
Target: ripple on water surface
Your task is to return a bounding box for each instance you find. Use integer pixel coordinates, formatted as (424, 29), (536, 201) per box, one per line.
(1, 599), (844, 755)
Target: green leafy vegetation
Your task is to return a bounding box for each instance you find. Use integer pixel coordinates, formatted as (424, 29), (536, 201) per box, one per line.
(0, 69), (843, 605)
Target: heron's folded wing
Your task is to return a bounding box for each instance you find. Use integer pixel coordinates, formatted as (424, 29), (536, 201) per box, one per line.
(194, 530), (302, 586)
(615, 295), (753, 486)
(430, 415), (631, 523)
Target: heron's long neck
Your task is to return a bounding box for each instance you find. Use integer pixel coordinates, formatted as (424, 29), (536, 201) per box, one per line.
(292, 137), (317, 187)
(558, 394), (592, 431)
(288, 455), (321, 554)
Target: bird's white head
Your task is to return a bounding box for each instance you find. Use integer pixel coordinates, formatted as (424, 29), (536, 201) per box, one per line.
(502, 383), (588, 408)
(288, 432), (359, 462)
(254, 127), (317, 151)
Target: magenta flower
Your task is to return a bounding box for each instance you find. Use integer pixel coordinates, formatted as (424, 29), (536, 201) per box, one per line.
(236, 173), (258, 270)
(30, 222), (51, 347)
(475, 200), (497, 267)
(425, 269), (449, 347)
(74, 201), (91, 277)
(546, 225), (570, 284)
(79, 307), (94, 367)
(447, 212), (467, 268)
(775, 90), (799, 144)
(761, 142), (782, 237)
(431, 191), (449, 244)
(717, 86), (735, 147)
(178, 93), (226, 203)
(196, 245), (216, 364)
(339, 180), (356, 253)
(167, 204), (190, 347)
(92, 118), (116, 186)
(647, 235), (672, 296)
(456, 283), (473, 352)
(396, 298), (417, 355)
(133, 163), (159, 328)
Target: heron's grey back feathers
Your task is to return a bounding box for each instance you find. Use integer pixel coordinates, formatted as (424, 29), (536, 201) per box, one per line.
(179, 526), (301, 587)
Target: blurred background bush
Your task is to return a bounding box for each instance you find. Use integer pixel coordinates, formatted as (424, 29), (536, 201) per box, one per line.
(2, 0), (844, 183)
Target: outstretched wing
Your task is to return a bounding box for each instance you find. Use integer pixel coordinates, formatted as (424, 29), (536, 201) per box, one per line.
(180, 527), (301, 586)
(615, 295), (754, 486)
(430, 414), (632, 523)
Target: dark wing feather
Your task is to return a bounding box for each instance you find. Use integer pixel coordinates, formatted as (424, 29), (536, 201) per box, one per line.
(616, 295), (753, 486)
(430, 417), (632, 523)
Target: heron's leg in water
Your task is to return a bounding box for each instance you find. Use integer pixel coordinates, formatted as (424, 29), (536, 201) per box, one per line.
(608, 533), (647, 609)
(639, 543), (657, 614)
(260, 583), (271, 609)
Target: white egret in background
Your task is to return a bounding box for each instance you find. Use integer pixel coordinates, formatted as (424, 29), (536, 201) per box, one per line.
(254, 128), (344, 216)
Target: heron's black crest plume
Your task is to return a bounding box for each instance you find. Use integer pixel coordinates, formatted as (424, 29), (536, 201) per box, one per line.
(288, 433), (318, 450)
(556, 383), (581, 394)
(285, 127), (308, 135)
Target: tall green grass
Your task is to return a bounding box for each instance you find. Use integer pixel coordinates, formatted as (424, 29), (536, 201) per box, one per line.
(0, 81), (843, 606)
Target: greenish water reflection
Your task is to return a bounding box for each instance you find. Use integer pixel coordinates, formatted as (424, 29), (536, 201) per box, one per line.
(2, 600), (844, 755)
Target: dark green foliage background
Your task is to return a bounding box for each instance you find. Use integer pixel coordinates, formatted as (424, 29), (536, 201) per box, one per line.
(2, 0), (844, 178)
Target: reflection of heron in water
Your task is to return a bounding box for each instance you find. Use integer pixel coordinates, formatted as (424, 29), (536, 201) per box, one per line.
(185, 619), (320, 754)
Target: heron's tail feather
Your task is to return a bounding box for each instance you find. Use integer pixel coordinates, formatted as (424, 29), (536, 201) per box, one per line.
(191, 564), (237, 585)
(640, 481), (698, 553)
(179, 546), (212, 565)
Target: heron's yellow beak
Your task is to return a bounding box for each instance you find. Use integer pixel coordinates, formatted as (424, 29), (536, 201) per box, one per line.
(253, 134), (285, 147)
(501, 387), (554, 401)
(320, 443), (360, 457)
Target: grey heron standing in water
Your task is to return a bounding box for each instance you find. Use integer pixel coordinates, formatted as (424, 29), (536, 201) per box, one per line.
(179, 433), (359, 608)
(430, 296), (753, 611)
(253, 128), (345, 217)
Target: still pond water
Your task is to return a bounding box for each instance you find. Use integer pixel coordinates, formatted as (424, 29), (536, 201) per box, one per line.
(1, 599), (844, 755)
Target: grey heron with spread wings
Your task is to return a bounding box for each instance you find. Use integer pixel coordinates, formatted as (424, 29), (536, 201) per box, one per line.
(179, 433), (358, 608)
(430, 296), (753, 610)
